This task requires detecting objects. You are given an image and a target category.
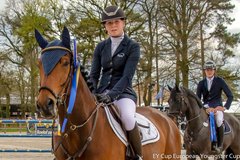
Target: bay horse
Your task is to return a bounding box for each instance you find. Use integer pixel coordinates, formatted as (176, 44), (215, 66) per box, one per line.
(168, 85), (240, 160)
(35, 27), (181, 160)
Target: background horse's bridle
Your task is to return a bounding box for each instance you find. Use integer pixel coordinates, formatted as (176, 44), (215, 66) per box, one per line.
(168, 92), (201, 125)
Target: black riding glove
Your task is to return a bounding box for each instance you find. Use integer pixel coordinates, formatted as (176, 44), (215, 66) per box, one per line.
(95, 94), (112, 104)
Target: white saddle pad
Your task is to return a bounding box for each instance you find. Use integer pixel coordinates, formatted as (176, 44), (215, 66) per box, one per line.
(104, 107), (160, 146)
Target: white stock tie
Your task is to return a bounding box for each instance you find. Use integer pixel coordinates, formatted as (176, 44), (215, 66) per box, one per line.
(208, 79), (212, 91)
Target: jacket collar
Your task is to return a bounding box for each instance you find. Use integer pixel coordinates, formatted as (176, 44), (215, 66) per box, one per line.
(104, 34), (129, 59)
(204, 76), (216, 91)
(112, 34), (129, 57)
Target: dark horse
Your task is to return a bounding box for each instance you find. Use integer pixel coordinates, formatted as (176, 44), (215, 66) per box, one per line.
(35, 27), (181, 160)
(168, 85), (240, 160)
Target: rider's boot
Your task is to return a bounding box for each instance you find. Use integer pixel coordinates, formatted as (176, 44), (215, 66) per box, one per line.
(212, 124), (224, 153)
(127, 123), (143, 160)
(217, 125), (224, 150)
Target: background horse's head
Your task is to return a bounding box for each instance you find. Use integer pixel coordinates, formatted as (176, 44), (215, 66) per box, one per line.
(168, 84), (203, 119)
(35, 27), (73, 118)
(168, 84), (187, 118)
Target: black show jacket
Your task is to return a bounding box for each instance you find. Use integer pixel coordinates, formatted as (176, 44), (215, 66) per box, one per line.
(90, 35), (140, 103)
(196, 76), (233, 109)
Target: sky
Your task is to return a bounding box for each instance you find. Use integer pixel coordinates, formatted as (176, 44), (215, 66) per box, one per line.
(0, 0), (5, 11)
(227, 0), (240, 34)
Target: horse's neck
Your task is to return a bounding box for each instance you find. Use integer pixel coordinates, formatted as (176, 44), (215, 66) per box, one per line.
(74, 76), (96, 123)
(186, 101), (206, 131)
(57, 75), (101, 155)
(186, 102), (199, 120)
(58, 75), (96, 127)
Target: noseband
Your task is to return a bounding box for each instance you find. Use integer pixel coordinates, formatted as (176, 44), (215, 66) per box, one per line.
(39, 85), (69, 106)
(39, 70), (72, 106)
(38, 55), (73, 107)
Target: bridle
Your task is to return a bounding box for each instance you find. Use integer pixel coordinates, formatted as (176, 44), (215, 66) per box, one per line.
(168, 93), (201, 125)
(39, 71), (73, 107)
(52, 102), (102, 160)
(38, 51), (74, 108)
(38, 51), (102, 159)
(168, 91), (210, 145)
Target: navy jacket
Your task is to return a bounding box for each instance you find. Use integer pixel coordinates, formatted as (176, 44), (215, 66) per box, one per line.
(90, 34), (140, 103)
(196, 76), (233, 109)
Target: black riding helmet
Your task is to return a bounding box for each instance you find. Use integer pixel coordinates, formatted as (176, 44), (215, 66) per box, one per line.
(101, 5), (126, 23)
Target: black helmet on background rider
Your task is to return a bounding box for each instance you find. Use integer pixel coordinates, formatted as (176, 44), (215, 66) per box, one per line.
(101, 5), (126, 23)
(203, 60), (216, 70)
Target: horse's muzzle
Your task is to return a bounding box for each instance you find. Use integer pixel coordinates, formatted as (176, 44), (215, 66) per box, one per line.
(36, 98), (56, 118)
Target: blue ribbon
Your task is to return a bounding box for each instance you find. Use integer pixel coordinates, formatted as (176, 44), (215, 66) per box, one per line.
(61, 65), (80, 133)
(61, 118), (68, 133)
(61, 39), (80, 133)
(209, 112), (217, 142)
(67, 66), (80, 114)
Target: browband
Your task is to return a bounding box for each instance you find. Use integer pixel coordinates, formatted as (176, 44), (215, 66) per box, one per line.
(41, 46), (72, 54)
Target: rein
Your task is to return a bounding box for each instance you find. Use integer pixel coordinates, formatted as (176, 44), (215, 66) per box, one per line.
(180, 94), (203, 125)
(39, 57), (99, 159)
(186, 113), (201, 124)
(38, 52), (95, 158)
(52, 102), (102, 159)
(36, 31), (102, 159)
(168, 92), (205, 132)
(176, 92), (209, 145)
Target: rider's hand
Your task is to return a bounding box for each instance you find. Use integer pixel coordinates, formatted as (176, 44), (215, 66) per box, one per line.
(206, 107), (215, 114)
(214, 106), (225, 112)
(95, 94), (112, 104)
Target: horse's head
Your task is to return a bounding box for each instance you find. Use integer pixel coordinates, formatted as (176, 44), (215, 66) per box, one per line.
(168, 84), (203, 120)
(35, 27), (73, 119)
(167, 84), (188, 118)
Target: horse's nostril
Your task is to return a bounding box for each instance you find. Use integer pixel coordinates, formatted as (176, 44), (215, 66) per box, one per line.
(47, 98), (54, 110)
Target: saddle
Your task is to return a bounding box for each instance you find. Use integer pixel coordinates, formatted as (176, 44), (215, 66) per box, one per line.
(209, 112), (231, 143)
(104, 105), (160, 146)
(223, 121), (231, 134)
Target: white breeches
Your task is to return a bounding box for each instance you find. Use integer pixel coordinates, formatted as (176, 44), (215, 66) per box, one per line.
(215, 111), (224, 127)
(114, 98), (136, 131)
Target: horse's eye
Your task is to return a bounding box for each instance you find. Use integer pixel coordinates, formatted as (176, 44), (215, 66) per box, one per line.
(63, 61), (70, 67)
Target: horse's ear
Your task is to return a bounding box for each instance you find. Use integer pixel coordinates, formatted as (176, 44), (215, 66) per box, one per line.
(34, 29), (48, 49)
(167, 85), (172, 91)
(61, 26), (71, 49)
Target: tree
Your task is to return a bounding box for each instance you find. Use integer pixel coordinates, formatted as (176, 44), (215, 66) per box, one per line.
(0, 0), (239, 111)
(158, 0), (237, 88)
(0, 0), (57, 116)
